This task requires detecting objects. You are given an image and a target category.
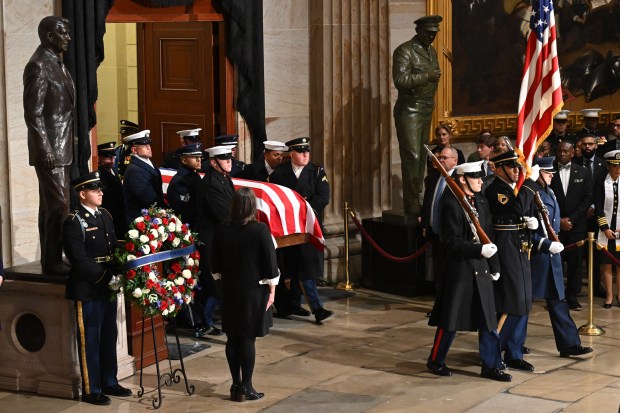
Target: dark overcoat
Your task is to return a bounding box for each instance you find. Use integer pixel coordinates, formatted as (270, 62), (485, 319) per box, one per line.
(429, 190), (499, 331)
(211, 221), (279, 337)
(167, 165), (202, 227)
(123, 156), (164, 222)
(238, 161), (269, 182)
(485, 177), (536, 315)
(530, 183), (565, 300)
(63, 206), (117, 301)
(99, 167), (126, 239)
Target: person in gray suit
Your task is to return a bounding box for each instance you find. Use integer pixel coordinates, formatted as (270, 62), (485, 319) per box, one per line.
(23, 16), (75, 275)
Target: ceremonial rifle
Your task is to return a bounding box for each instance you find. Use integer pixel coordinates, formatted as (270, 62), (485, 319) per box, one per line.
(424, 145), (491, 244)
(534, 192), (560, 242)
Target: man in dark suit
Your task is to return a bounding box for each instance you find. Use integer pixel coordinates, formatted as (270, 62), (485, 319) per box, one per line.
(122, 130), (164, 223)
(269, 137), (333, 324)
(238, 140), (287, 181)
(421, 147), (458, 293)
(530, 157), (593, 358)
(97, 142), (126, 239)
(551, 142), (592, 310)
(63, 172), (132, 405)
(214, 134), (246, 177)
(24, 16), (75, 274)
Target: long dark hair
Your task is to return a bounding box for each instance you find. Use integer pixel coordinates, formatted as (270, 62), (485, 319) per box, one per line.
(230, 187), (257, 225)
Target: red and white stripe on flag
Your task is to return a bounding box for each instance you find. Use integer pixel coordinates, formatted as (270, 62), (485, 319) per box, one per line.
(515, 0), (563, 189)
(160, 168), (325, 250)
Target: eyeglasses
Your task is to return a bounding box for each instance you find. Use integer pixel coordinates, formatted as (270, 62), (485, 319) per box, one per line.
(613, 124), (620, 128)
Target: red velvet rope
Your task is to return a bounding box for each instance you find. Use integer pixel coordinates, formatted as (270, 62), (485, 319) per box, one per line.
(598, 245), (620, 267)
(562, 240), (586, 253)
(350, 214), (430, 263)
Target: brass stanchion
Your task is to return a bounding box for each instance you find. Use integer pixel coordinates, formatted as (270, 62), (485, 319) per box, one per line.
(337, 202), (356, 291)
(578, 232), (605, 336)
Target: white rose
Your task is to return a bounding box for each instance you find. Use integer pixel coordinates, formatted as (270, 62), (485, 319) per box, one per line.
(150, 229), (159, 238)
(194, 259), (199, 266)
(128, 229), (139, 239)
(139, 235), (149, 244)
(162, 308), (169, 316)
(175, 277), (185, 286)
(158, 226), (165, 235)
(150, 240), (158, 250)
(148, 272), (157, 280)
(168, 222), (176, 232)
(183, 233), (190, 241)
(182, 269), (192, 279)
(169, 304), (176, 313)
(140, 245), (150, 255)
(142, 288), (150, 294)
(184, 295), (192, 304)
(127, 254), (137, 261)
(187, 258), (195, 267)
(132, 288), (143, 298)
(172, 238), (181, 247)
(134, 217), (144, 223)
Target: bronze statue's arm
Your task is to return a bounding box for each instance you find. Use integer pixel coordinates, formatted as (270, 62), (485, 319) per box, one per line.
(392, 47), (433, 90)
(23, 62), (54, 169)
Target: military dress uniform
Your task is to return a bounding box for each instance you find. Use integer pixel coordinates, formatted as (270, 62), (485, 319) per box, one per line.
(63, 172), (131, 405)
(530, 157), (593, 358)
(392, 16), (442, 215)
(269, 137), (333, 323)
(167, 144), (203, 227)
(485, 151), (537, 368)
(98, 142), (127, 239)
(213, 134), (246, 177)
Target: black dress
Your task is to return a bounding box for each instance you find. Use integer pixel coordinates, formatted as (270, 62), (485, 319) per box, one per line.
(211, 221), (279, 338)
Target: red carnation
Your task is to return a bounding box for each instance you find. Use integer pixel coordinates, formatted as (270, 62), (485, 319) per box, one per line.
(187, 278), (194, 286)
(159, 301), (168, 310)
(136, 221), (146, 231)
(167, 273), (176, 280)
(148, 233), (155, 241)
(171, 262), (182, 273)
(152, 223), (159, 230)
(163, 218), (169, 225)
(127, 269), (136, 279)
(182, 224), (188, 234)
(144, 215), (150, 221)
(179, 285), (186, 293)
(142, 265), (151, 273)
(125, 242), (135, 252)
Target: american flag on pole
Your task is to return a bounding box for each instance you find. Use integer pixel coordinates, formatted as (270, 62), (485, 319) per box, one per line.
(160, 169), (325, 251)
(515, 0), (563, 189)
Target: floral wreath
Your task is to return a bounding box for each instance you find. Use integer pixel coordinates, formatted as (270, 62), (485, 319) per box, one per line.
(112, 206), (200, 317)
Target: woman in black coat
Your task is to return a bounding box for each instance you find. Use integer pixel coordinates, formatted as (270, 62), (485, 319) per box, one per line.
(211, 187), (279, 402)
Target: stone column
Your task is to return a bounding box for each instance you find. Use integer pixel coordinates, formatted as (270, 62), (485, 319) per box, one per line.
(309, 1), (391, 282)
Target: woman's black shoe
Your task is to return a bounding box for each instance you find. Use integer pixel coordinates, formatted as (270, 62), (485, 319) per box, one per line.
(603, 302), (613, 309)
(230, 384), (245, 402)
(243, 387), (265, 400)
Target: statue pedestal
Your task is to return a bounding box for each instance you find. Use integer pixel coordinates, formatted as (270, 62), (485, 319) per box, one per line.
(0, 263), (134, 398)
(361, 217), (433, 296)
(381, 209), (420, 227)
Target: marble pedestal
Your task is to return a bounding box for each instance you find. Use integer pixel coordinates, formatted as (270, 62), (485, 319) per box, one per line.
(0, 263), (134, 399)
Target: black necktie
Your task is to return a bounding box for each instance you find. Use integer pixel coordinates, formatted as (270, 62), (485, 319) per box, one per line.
(585, 159), (592, 171)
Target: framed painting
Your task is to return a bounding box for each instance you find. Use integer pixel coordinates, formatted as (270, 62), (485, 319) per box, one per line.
(429, 0), (620, 140)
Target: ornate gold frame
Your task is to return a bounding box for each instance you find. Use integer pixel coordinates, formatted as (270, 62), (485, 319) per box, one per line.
(428, 0), (617, 141)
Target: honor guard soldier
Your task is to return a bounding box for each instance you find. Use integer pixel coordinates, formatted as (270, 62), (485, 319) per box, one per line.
(597, 114), (620, 155)
(546, 110), (577, 154)
(269, 137), (333, 324)
(161, 128), (203, 170)
(427, 161), (510, 382)
(114, 119), (140, 179)
(485, 150), (538, 372)
(529, 156), (593, 358)
(167, 143), (203, 227)
(195, 145), (237, 336)
(62, 172), (132, 405)
(238, 140), (288, 182)
(97, 141), (126, 239)
(122, 130), (164, 223)
(213, 134), (246, 177)
(576, 108), (606, 150)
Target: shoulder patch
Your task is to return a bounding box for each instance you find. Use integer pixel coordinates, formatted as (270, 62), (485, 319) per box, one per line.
(497, 193), (509, 205)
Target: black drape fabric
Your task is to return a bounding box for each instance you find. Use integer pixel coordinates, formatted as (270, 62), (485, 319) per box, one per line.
(129, 0), (193, 6)
(62, 0), (114, 176)
(213, 0), (267, 162)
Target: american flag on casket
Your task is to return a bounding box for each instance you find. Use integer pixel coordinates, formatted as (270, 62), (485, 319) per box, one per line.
(160, 168), (324, 251)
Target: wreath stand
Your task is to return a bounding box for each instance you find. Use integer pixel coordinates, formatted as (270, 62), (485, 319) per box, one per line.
(136, 314), (195, 409)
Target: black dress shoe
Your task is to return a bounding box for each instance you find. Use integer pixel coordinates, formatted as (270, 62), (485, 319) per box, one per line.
(241, 386), (264, 400)
(504, 358), (534, 372)
(293, 307), (311, 316)
(481, 367), (512, 382)
(522, 346), (531, 355)
(603, 302), (613, 309)
(194, 326), (207, 338)
(230, 384), (245, 402)
(82, 393), (111, 405)
(314, 308), (334, 323)
(426, 358), (453, 377)
(103, 384), (132, 397)
(567, 298), (582, 311)
(205, 325), (223, 336)
(560, 345), (593, 358)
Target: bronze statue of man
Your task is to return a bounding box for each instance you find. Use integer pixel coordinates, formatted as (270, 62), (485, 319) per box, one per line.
(24, 16), (75, 274)
(392, 15), (442, 216)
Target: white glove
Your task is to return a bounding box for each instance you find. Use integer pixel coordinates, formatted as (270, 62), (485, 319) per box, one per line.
(549, 242), (564, 254)
(529, 164), (540, 182)
(491, 273), (500, 281)
(524, 216), (539, 230)
(481, 243), (498, 258)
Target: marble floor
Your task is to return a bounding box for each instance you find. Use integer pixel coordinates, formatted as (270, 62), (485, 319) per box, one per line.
(1, 288), (619, 412)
